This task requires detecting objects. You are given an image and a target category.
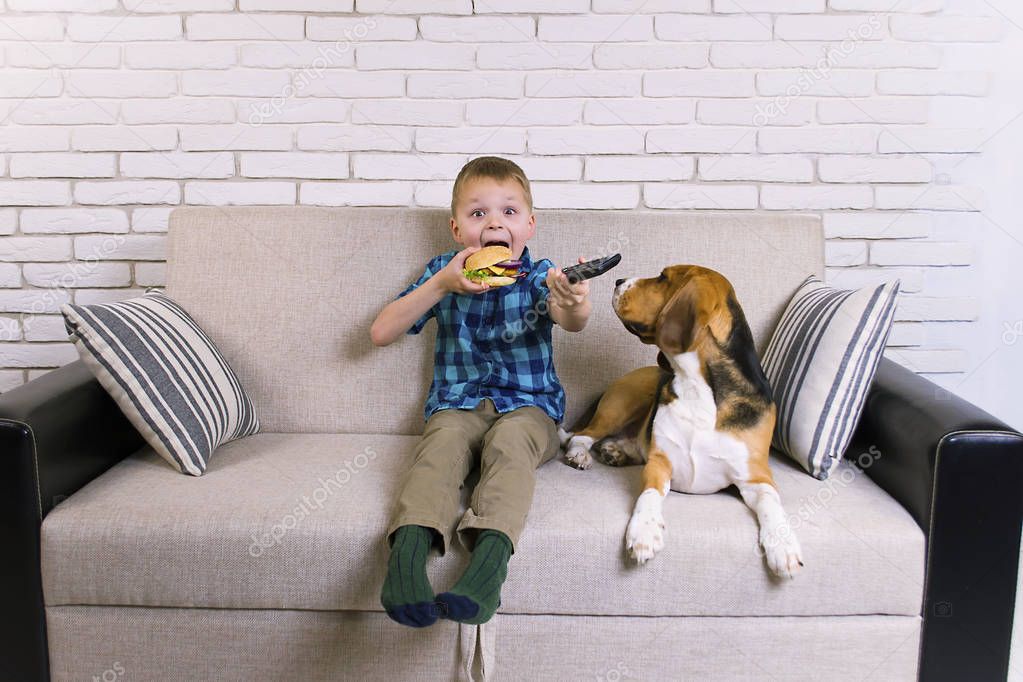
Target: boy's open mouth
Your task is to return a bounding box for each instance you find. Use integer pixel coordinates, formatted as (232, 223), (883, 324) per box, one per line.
(483, 239), (510, 249)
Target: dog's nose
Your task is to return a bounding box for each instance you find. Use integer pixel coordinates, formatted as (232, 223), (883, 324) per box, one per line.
(615, 278), (625, 287)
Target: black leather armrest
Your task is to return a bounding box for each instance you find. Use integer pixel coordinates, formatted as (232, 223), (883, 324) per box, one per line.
(847, 357), (1023, 682)
(0, 360), (145, 682)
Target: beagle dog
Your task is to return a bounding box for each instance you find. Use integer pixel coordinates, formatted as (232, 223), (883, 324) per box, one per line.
(560, 265), (803, 579)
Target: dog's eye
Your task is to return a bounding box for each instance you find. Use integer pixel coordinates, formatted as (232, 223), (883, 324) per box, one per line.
(657, 273), (666, 282)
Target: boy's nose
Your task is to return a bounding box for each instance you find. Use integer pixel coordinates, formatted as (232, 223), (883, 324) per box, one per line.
(615, 278), (625, 287)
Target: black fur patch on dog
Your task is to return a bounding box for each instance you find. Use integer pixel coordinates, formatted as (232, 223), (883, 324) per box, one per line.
(646, 368), (674, 444)
(721, 397), (766, 431)
(723, 294), (774, 402)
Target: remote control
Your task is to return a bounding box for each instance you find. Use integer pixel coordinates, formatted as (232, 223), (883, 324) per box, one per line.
(546, 253), (622, 285)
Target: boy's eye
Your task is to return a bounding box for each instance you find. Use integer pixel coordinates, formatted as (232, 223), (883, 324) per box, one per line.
(505, 208), (516, 214)
(471, 209), (484, 217)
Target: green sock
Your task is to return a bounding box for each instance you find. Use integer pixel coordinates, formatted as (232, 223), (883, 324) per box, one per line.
(380, 525), (438, 627)
(436, 529), (512, 624)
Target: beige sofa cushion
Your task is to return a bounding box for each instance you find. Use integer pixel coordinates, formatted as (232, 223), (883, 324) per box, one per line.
(41, 432), (924, 618)
(165, 207), (822, 435)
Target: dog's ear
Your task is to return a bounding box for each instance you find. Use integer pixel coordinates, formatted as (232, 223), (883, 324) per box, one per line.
(656, 351), (672, 372)
(655, 274), (718, 355)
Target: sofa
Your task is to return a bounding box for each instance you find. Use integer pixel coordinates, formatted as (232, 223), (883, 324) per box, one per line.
(2, 206), (1021, 681)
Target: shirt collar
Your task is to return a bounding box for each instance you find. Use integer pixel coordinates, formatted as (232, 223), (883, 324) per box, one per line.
(519, 245), (534, 270)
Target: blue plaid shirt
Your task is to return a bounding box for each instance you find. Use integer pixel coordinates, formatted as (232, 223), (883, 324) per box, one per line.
(396, 245), (565, 425)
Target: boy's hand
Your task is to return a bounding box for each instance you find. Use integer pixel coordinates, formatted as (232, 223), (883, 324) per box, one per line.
(546, 256), (591, 310)
(437, 246), (491, 295)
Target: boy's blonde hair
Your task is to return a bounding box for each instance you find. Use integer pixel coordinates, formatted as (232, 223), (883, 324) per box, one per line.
(450, 156), (533, 218)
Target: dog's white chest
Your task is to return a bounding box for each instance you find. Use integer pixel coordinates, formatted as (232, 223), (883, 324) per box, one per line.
(653, 353), (750, 494)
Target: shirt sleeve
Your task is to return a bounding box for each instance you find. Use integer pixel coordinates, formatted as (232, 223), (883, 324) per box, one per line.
(395, 255), (444, 335)
(529, 257), (555, 308)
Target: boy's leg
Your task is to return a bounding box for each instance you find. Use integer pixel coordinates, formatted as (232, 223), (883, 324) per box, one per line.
(384, 404), (492, 555)
(437, 405), (560, 624)
(379, 524), (437, 627)
(381, 405), (491, 627)
(456, 405), (561, 552)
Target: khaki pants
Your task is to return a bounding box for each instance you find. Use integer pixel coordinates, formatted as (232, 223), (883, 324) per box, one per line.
(385, 398), (561, 556)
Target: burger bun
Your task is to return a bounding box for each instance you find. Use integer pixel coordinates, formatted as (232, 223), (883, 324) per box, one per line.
(465, 245), (512, 270)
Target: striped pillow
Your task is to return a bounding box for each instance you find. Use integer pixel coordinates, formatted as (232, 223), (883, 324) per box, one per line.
(60, 289), (259, 476)
(762, 276), (900, 480)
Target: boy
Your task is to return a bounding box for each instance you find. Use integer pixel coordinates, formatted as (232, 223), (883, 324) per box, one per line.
(370, 156), (592, 627)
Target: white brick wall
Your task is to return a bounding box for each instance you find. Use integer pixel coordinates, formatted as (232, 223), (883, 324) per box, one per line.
(0, 2), (1002, 382)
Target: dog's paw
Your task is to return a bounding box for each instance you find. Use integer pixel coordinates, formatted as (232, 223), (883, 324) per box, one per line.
(593, 439), (621, 466)
(760, 526), (803, 579)
(625, 508), (665, 564)
(563, 435), (594, 470)
(593, 438), (631, 467)
(564, 445), (593, 470)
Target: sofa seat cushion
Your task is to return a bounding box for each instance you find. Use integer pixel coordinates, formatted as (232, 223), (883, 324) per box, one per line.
(41, 432), (924, 617)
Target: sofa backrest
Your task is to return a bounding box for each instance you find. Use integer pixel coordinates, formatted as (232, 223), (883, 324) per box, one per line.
(166, 207), (822, 435)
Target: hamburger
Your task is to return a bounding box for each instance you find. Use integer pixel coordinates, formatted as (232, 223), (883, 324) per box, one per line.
(462, 245), (526, 287)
